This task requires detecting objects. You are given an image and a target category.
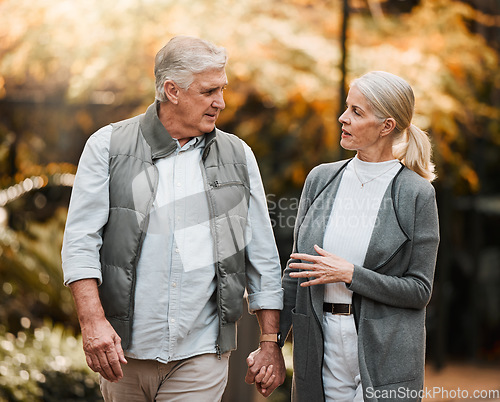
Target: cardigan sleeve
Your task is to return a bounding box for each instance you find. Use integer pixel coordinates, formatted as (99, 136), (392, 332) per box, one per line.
(348, 186), (440, 309)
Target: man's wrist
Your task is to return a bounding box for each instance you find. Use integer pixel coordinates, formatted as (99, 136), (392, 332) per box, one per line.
(259, 332), (282, 348)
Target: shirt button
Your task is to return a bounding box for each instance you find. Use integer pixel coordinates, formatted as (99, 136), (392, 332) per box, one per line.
(172, 282), (177, 288)
(175, 248), (180, 253)
(170, 318), (176, 323)
(176, 183), (181, 187)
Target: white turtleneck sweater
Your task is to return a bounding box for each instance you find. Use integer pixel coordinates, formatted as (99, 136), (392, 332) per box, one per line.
(323, 156), (401, 304)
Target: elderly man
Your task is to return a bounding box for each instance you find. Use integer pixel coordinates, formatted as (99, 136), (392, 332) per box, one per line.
(62, 35), (285, 401)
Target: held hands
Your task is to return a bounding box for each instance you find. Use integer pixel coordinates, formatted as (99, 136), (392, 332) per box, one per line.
(289, 244), (354, 286)
(245, 342), (286, 397)
(81, 317), (127, 382)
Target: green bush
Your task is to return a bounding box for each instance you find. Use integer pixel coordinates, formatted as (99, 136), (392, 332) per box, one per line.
(0, 322), (102, 402)
(0, 208), (78, 335)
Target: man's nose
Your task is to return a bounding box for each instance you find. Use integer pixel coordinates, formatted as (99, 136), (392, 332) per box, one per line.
(213, 91), (225, 110)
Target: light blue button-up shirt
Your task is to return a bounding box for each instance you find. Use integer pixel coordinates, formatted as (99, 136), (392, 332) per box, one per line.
(61, 125), (283, 363)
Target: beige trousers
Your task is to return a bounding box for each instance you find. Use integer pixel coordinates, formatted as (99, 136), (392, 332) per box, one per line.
(100, 353), (230, 402)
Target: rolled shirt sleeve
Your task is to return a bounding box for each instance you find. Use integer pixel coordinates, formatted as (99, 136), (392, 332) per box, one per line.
(242, 143), (284, 312)
(61, 126), (112, 286)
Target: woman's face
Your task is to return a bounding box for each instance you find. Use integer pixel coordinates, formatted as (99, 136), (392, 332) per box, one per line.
(338, 86), (389, 160)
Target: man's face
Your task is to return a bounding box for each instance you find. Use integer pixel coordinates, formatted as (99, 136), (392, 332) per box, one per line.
(176, 68), (227, 137)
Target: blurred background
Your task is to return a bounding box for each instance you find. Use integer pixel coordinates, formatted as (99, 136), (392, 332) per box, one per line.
(0, 0), (499, 401)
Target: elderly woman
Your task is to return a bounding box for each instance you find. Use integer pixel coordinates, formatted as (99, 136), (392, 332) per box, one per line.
(279, 71), (440, 402)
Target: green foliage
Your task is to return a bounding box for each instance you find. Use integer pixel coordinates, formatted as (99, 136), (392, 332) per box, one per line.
(0, 207), (78, 333)
(0, 322), (102, 402)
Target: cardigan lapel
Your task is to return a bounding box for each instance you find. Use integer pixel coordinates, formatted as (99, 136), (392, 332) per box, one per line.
(297, 167), (346, 319)
(298, 162), (409, 318)
(297, 162), (409, 316)
(363, 166), (409, 271)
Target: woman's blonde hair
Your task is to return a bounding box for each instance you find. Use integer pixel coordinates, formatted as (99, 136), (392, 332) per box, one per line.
(351, 71), (436, 181)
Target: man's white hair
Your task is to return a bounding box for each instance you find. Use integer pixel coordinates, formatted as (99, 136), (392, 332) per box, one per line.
(154, 36), (227, 102)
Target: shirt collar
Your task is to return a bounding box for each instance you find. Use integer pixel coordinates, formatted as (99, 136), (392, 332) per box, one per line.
(178, 135), (205, 152)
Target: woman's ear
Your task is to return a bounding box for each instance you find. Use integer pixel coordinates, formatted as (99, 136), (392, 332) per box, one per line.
(380, 118), (396, 137)
(164, 80), (180, 104)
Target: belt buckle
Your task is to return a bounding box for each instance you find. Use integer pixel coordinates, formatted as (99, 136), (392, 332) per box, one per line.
(339, 305), (351, 315)
(333, 304), (351, 315)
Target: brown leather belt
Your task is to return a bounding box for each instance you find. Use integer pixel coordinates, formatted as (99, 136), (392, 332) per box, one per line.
(323, 303), (353, 315)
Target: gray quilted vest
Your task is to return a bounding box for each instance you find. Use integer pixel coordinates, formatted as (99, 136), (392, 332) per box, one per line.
(99, 102), (250, 353)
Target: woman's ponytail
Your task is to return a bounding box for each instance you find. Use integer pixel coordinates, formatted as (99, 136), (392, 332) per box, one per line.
(393, 124), (436, 182)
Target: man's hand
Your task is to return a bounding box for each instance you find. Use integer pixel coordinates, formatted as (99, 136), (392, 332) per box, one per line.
(69, 279), (127, 383)
(81, 317), (127, 382)
(245, 342), (286, 397)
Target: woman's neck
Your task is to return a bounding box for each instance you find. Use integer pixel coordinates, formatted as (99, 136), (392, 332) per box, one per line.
(356, 148), (395, 163)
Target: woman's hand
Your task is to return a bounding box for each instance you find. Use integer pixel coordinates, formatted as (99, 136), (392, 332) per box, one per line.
(289, 244), (354, 286)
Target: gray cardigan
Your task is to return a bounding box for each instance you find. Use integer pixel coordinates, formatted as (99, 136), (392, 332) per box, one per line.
(280, 159), (440, 402)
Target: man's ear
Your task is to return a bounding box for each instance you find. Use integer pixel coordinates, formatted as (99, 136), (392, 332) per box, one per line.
(380, 118), (396, 137)
(164, 80), (180, 104)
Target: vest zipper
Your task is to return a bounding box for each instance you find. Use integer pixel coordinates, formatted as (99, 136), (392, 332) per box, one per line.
(211, 180), (245, 189)
(200, 161), (224, 356)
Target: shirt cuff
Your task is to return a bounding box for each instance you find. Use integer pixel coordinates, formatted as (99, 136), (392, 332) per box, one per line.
(247, 289), (284, 313)
(63, 257), (102, 286)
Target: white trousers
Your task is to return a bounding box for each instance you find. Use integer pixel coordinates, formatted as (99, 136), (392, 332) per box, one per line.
(322, 313), (364, 402)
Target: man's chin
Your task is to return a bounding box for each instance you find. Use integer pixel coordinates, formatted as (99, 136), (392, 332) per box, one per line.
(201, 123), (216, 134)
